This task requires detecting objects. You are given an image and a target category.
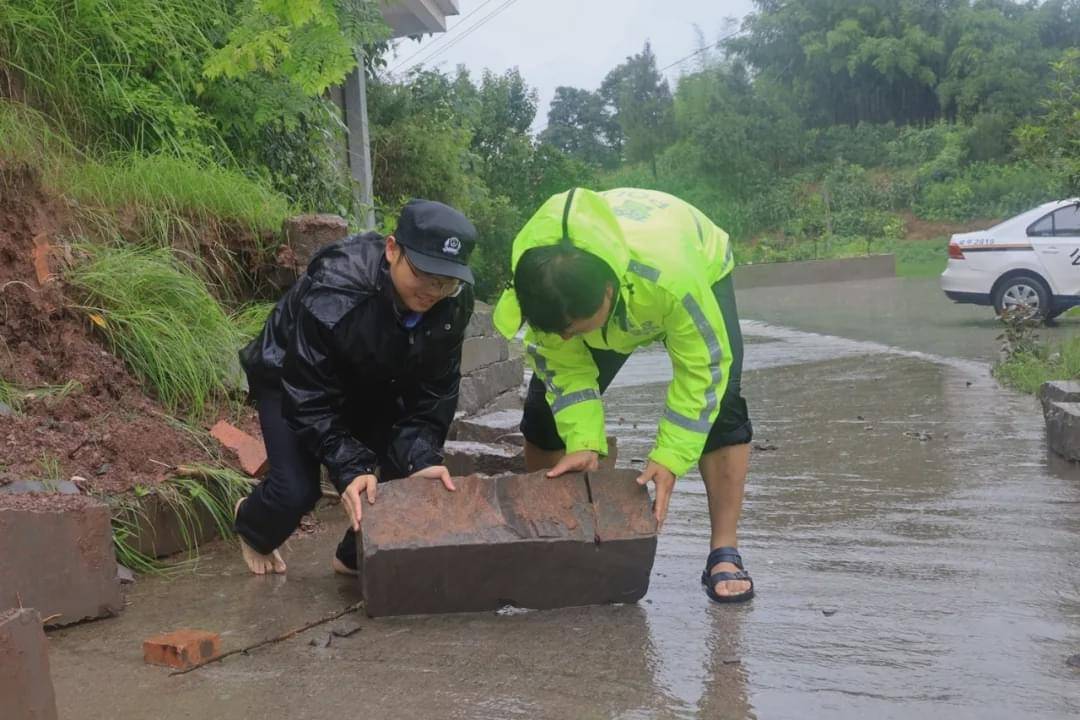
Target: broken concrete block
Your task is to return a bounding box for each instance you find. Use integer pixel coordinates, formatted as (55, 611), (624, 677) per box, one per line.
(143, 629), (221, 669)
(443, 440), (524, 476)
(450, 409), (523, 444)
(476, 387), (524, 415)
(465, 303), (493, 338)
(282, 214), (350, 269)
(1044, 400), (1080, 462)
(0, 495), (122, 626)
(461, 335), (509, 374)
(457, 357), (525, 415)
(1041, 381), (1080, 415)
(130, 491), (221, 559)
(358, 469), (656, 617)
(210, 420), (268, 477)
(0, 608), (58, 720)
(442, 433), (616, 474)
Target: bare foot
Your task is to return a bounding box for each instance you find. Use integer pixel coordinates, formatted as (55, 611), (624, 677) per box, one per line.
(331, 556), (358, 577)
(710, 561), (752, 598)
(235, 498), (287, 575)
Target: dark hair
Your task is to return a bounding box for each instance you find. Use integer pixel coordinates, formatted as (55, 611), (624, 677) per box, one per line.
(514, 245), (617, 333)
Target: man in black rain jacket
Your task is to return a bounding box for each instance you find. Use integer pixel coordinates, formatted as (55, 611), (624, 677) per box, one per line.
(235, 199), (477, 575)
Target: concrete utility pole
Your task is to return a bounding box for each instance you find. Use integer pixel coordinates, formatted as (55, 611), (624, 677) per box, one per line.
(338, 1), (461, 230)
(343, 58), (376, 231)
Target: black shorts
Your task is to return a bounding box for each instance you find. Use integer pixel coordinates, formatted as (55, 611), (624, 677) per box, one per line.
(521, 273), (752, 455)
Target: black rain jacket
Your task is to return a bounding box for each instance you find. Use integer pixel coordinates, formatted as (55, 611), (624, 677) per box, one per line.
(239, 232), (473, 492)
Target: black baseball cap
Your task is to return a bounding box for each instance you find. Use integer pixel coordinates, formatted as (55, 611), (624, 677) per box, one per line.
(394, 199), (478, 285)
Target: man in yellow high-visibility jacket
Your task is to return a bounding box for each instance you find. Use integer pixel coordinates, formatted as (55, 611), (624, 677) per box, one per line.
(494, 187), (754, 603)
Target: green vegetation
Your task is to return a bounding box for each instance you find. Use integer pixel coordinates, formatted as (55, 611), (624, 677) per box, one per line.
(66, 244), (245, 417)
(529, 1), (1079, 286)
(0, 377), (20, 412)
(5, 1), (1076, 300)
(33, 453), (63, 490)
(993, 311), (1080, 394)
(231, 302), (277, 341)
(108, 464), (251, 574)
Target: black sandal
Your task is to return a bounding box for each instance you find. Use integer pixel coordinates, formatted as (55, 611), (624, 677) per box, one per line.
(701, 546), (755, 604)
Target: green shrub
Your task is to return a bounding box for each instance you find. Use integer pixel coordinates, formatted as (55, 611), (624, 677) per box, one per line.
(915, 162), (1067, 220)
(66, 244), (245, 417)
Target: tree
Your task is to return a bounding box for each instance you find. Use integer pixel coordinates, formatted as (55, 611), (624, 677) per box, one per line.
(540, 86), (621, 168)
(601, 42), (676, 178)
(471, 68), (538, 210)
(1016, 49), (1080, 194)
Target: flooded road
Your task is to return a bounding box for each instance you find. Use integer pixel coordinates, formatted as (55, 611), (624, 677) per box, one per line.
(48, 281), (1080, 719)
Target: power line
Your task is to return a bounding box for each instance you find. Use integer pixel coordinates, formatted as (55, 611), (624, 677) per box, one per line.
(387, 0), (500, 75)
(406, 0), (523, 72)
(390, 0), (524, 76)
(658, 27), (745, 74)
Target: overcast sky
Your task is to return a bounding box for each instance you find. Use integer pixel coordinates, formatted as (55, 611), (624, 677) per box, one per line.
(384, 0), (757, 130)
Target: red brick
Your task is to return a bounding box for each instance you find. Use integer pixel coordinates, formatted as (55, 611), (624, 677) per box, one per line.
(0, 609), (58, 720)
(143, 629), (221, 669)
(211, 420), (268, 477)
(32, 233), (55, 286)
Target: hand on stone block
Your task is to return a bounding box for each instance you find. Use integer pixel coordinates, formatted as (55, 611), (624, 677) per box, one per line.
(636, 460), (677, 531)
(407, 464), (456, 492)
(343, 467), (456, 531)
(545, 450), (600, 478)
(342, 474), (378, 531)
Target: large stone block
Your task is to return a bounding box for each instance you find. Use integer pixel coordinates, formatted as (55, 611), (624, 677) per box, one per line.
(0, 608), (57, 720)
(461, 335), (509, 374)
(282, 214), (350, 268)
(449, 409), (523, 444)
(358, 469), (656, 617)
(1044, 400), (1080, 461)
(457, 357), (524, 415)
(130, 492), (221, 559)
(586, 469), (657, 598)
(465, 303), (493, 338)
(0, 495), (122, 626)
(443, 440), (524, 476)
(1040, 380), (1080, 414)
(477, 386), (524, 415)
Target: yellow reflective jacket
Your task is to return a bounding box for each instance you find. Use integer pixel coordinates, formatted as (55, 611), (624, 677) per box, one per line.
(493, 188), (735, 476)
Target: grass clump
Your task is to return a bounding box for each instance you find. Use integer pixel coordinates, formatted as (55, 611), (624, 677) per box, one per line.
(992, 309), (1080, 394)
(66, 243), (244, 417)
(993, 337), (1080, 395)
(109, 464), (251, 575)
(0, 101), (292, 238)
(63, 153), (292, 238)
(231, 302), (276, 341)
(0, 377), (21, 412)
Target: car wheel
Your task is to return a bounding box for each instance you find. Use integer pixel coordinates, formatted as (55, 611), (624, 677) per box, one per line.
(993, 274), (1050, 321)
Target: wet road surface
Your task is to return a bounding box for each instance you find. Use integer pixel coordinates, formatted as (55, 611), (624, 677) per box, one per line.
(48, 281), (1080, 719)
(737, 275), (1080, 363)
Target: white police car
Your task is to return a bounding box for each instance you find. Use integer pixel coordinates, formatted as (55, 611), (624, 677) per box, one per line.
(941, 198), (1080, 320)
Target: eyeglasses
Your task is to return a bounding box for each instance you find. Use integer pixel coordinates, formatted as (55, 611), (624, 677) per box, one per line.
(401, 251), (461, 295)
